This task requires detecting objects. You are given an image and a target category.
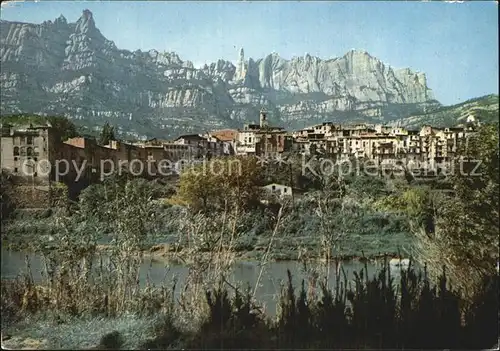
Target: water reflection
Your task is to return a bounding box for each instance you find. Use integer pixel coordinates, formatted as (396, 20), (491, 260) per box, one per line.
(1, 249), (406, 315)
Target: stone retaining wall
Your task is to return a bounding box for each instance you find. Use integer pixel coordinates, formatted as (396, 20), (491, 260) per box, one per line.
(5, 184), (67, 209)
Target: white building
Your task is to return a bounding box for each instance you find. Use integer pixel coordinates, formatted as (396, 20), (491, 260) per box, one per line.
(262, 183), (293, 198)
(236, 125), (261, 155)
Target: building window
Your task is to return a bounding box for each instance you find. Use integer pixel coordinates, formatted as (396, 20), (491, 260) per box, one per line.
(27, 147), (33, 156)
(272, 185), (276, 190)
(27, 136), (33, 144)
(14, 168), (18, 173)
(14, 157), (18, 162)
(284, 188), (287, 193)
(13, 147), (19, 156)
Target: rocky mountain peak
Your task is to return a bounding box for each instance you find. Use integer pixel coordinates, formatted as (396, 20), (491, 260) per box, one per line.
(344, 49), (374, 62)
(235, 47), (246, 81)
(55, 14), (67, 26)
(75, 9), (96, 35)
(0, 11), (442, 139)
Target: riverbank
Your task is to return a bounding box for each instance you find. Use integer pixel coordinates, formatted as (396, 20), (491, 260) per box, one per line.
(1, 236), (409, 265)
(1, 247), (410, 326)
(1, 175), (417, 264)
(140, 243), (408, 264)
(1, 264), (497, 350)
(1, 314), (161, 350)
(1, 214), (413, 263)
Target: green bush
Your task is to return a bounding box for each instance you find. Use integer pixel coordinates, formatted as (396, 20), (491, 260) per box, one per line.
(142, 264), (498, 350)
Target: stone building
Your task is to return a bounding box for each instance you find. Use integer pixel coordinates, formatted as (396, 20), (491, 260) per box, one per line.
(62, 137), (111, 180)
(0, 123), (63, 208)
(290, 122), (475, 172)
(236, 109), (292, 157)
(255, 130), (291, 157)
(163, 143), (195, 161)
(209, 129), (238, 155)
(0, 123), (58, 181)
(174, 133), (226, 159)
(62, 137), (153, 180)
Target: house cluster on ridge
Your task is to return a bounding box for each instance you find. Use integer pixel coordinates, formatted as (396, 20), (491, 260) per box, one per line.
(0, 108), (479, 207)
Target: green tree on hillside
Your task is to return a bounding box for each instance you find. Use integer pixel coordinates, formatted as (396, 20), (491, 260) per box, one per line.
(346, 173), (387, 200)
(413, 123), (499, 299)
(174, 156), (265, 211)
(373, 185), (437, 234)
(1, 114), (79, 143)
(99, 122), (116, 145)
(47, 116), (79, 142)
(262, 154), (319, 190)
(0, 170), (14, 221)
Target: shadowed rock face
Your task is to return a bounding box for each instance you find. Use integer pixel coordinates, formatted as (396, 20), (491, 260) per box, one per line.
(1, 9), (440, 139)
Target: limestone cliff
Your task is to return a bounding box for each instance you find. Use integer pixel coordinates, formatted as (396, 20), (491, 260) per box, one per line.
(1, 9), (440, 139)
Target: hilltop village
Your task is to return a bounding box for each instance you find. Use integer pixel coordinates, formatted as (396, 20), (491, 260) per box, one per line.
(1, 109), (479, 208)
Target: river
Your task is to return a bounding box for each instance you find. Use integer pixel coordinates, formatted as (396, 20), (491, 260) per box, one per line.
(1, 249), (405, 315)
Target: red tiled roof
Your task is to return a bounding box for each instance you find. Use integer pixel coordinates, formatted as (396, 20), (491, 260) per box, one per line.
(210, 129), (238, 142)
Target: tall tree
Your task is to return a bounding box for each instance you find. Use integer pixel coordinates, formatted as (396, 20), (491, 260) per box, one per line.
(175, 156), (265, 211)
(0, 170), (14, 221)
(99, 122), (116, 145)
(47, 116), (79, 142)
(413, 123), (499, 299)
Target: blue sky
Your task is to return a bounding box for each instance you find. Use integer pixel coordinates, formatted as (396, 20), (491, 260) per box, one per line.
(1, 1), (498, 105)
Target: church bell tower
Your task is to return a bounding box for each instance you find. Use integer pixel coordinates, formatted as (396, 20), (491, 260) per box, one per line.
(259, 108), (268, 128)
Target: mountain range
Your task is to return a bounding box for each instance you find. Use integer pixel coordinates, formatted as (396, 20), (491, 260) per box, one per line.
(1, 9), (497, 139)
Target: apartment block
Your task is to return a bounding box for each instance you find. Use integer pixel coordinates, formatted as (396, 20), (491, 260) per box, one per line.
(290, 122), (476, 170)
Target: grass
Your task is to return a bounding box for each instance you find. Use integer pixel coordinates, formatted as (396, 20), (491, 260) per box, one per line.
(3, 313), (160, 349)
(2, 258), (498, 350)
(2, 174), (419, 263)
(2, 200), (413, 261)
(1, 178), (497, 349)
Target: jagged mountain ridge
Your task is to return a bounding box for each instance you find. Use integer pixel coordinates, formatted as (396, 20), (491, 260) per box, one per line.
(1, 9), (441, 139)
(395, 94), (499, 129)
